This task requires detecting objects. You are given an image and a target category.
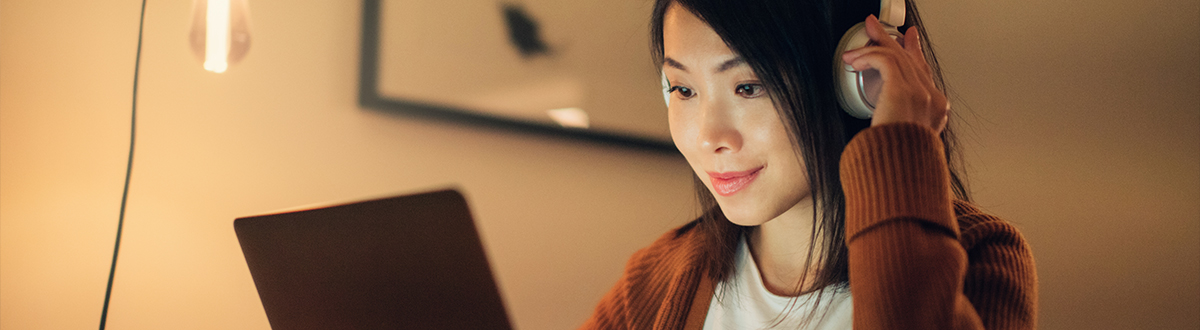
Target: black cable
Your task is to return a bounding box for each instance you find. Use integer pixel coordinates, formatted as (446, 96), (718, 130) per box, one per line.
(100, 0), (146, 328)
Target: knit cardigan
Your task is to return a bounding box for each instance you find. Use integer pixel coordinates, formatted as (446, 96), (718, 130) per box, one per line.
(581, 123), (1038, 329)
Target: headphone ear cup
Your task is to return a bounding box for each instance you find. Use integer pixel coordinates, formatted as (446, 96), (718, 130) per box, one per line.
(660, 72), (671, 108)
(834, 23), (875, 119)
(833, 22), (902, 119)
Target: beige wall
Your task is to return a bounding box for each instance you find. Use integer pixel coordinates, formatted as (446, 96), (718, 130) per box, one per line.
(0, 1), (697, 329)
(1, 1), (1196, 330)
(921, 0), (1200, 328)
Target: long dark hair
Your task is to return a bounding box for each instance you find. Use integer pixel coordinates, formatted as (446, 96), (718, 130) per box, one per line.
(651, 0), (970, 320)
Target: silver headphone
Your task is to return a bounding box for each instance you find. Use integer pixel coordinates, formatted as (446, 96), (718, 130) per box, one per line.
(833, 0), (907, 119)
(660, 0), (905, 119)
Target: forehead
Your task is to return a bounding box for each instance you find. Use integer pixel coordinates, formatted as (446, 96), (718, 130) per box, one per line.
(662, 4), (738, 69)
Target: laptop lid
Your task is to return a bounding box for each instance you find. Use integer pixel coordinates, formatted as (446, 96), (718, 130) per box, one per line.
(234, 189), (512, 330)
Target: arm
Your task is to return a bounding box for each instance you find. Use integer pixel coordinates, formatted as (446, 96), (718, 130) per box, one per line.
(840, 123), (1036, 329)
(957, 205), (1039, 329)
(839, 14), (1036, 329)
(841, 122), (978, 329)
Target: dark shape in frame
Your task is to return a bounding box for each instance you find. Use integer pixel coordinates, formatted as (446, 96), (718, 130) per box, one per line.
(502, 3), (551, 58)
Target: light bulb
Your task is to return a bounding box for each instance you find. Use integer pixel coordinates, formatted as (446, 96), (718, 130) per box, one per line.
(190, 0), (252, 73)
(547, 108), (589, 129)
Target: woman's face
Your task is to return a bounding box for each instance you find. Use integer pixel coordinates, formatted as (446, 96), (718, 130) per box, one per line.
(662, 4), (812, 226)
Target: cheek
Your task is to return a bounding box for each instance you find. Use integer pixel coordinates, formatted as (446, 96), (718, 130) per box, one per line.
(761, 116), (807, 183)
(668, 108), (710, 187)
(741, 102), (785, 141)
(767, 128), (811, 205)
(668, 107), (697, 156)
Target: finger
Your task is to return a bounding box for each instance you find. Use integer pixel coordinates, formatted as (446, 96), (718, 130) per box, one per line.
(903, 27), (937, 83)
(893, 26), (943, 95)
(864, 15), (902, 49)
(930, 93), (950, 131)
(841, 44), (907, 68)
(845, 50), (917, 87)
(842, 46), (921, 83)
(850, 49), (945, 110)
(904, 26), (923, 60)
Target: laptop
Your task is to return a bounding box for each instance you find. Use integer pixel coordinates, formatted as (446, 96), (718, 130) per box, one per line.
(234, 189), (513, 330)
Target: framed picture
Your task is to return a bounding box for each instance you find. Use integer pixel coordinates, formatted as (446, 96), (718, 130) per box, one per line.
(359, 0), (675, 152)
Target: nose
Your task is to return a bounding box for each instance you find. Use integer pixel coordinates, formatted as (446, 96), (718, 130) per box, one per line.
(696, 97), (742, 154)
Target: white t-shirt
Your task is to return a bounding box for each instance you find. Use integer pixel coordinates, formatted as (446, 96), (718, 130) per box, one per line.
(702, 238), (853, 330)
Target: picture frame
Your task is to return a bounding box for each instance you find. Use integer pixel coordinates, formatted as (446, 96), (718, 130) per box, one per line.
(358, 0), (676, 152)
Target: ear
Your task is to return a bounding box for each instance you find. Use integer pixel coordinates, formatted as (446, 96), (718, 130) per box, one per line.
(661, 72), (672, 108)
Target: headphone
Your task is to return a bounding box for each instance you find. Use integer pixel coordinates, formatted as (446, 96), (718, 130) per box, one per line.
(834, 0), (906, 119)
(660, 0), (906, 119)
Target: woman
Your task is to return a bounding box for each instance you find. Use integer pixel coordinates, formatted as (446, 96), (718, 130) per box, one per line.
(582, 0), (1037, 329)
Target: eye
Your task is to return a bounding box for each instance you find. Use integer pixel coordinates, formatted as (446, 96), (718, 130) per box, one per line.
(735, 83), (765, 98)
(668, 86), (695, 99)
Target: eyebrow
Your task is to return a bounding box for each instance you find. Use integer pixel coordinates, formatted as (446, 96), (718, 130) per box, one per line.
(663, 56), (747, 74)
(715, 57), (746, 73)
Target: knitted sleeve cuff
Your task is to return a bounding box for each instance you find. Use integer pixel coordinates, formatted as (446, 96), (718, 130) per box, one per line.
(840, 123), (958, 241)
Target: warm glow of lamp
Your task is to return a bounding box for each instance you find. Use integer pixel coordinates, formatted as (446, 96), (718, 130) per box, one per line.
(547, 108), (590, 129)
(204, 0), (230, 73)
(190, 0), (251, 73)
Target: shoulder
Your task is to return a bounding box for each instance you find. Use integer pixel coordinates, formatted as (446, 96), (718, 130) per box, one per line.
(952, 200), (1040, 329)
(952, 200), (1033, 254)
(585, 219), (711, 329)
(622, 219), (709, 279)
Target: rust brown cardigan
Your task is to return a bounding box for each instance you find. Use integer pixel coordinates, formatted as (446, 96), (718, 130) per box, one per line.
(581, 123), (1038, 329)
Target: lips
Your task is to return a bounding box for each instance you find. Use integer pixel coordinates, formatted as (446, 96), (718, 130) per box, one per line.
(707, 166), (763, 196)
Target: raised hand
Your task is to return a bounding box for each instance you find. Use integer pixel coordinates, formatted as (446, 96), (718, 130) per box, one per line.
(841, 15), (949, 134)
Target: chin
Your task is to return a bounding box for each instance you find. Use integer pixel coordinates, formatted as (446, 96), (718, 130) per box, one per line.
(715, 200), (774, 227)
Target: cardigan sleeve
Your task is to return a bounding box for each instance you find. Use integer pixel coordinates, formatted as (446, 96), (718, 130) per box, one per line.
(839, 123), (1036, 329)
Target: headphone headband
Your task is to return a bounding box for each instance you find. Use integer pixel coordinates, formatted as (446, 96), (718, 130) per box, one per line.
(878, 0), (906, 27)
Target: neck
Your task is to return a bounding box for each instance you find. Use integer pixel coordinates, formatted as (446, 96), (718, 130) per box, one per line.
(748, 196), (824, 297)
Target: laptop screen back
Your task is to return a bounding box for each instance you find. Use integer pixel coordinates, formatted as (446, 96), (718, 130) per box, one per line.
(234, 189), (512, 330)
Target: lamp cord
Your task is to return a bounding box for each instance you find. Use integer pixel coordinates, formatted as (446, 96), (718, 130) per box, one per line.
(99, 0), (146, 328)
